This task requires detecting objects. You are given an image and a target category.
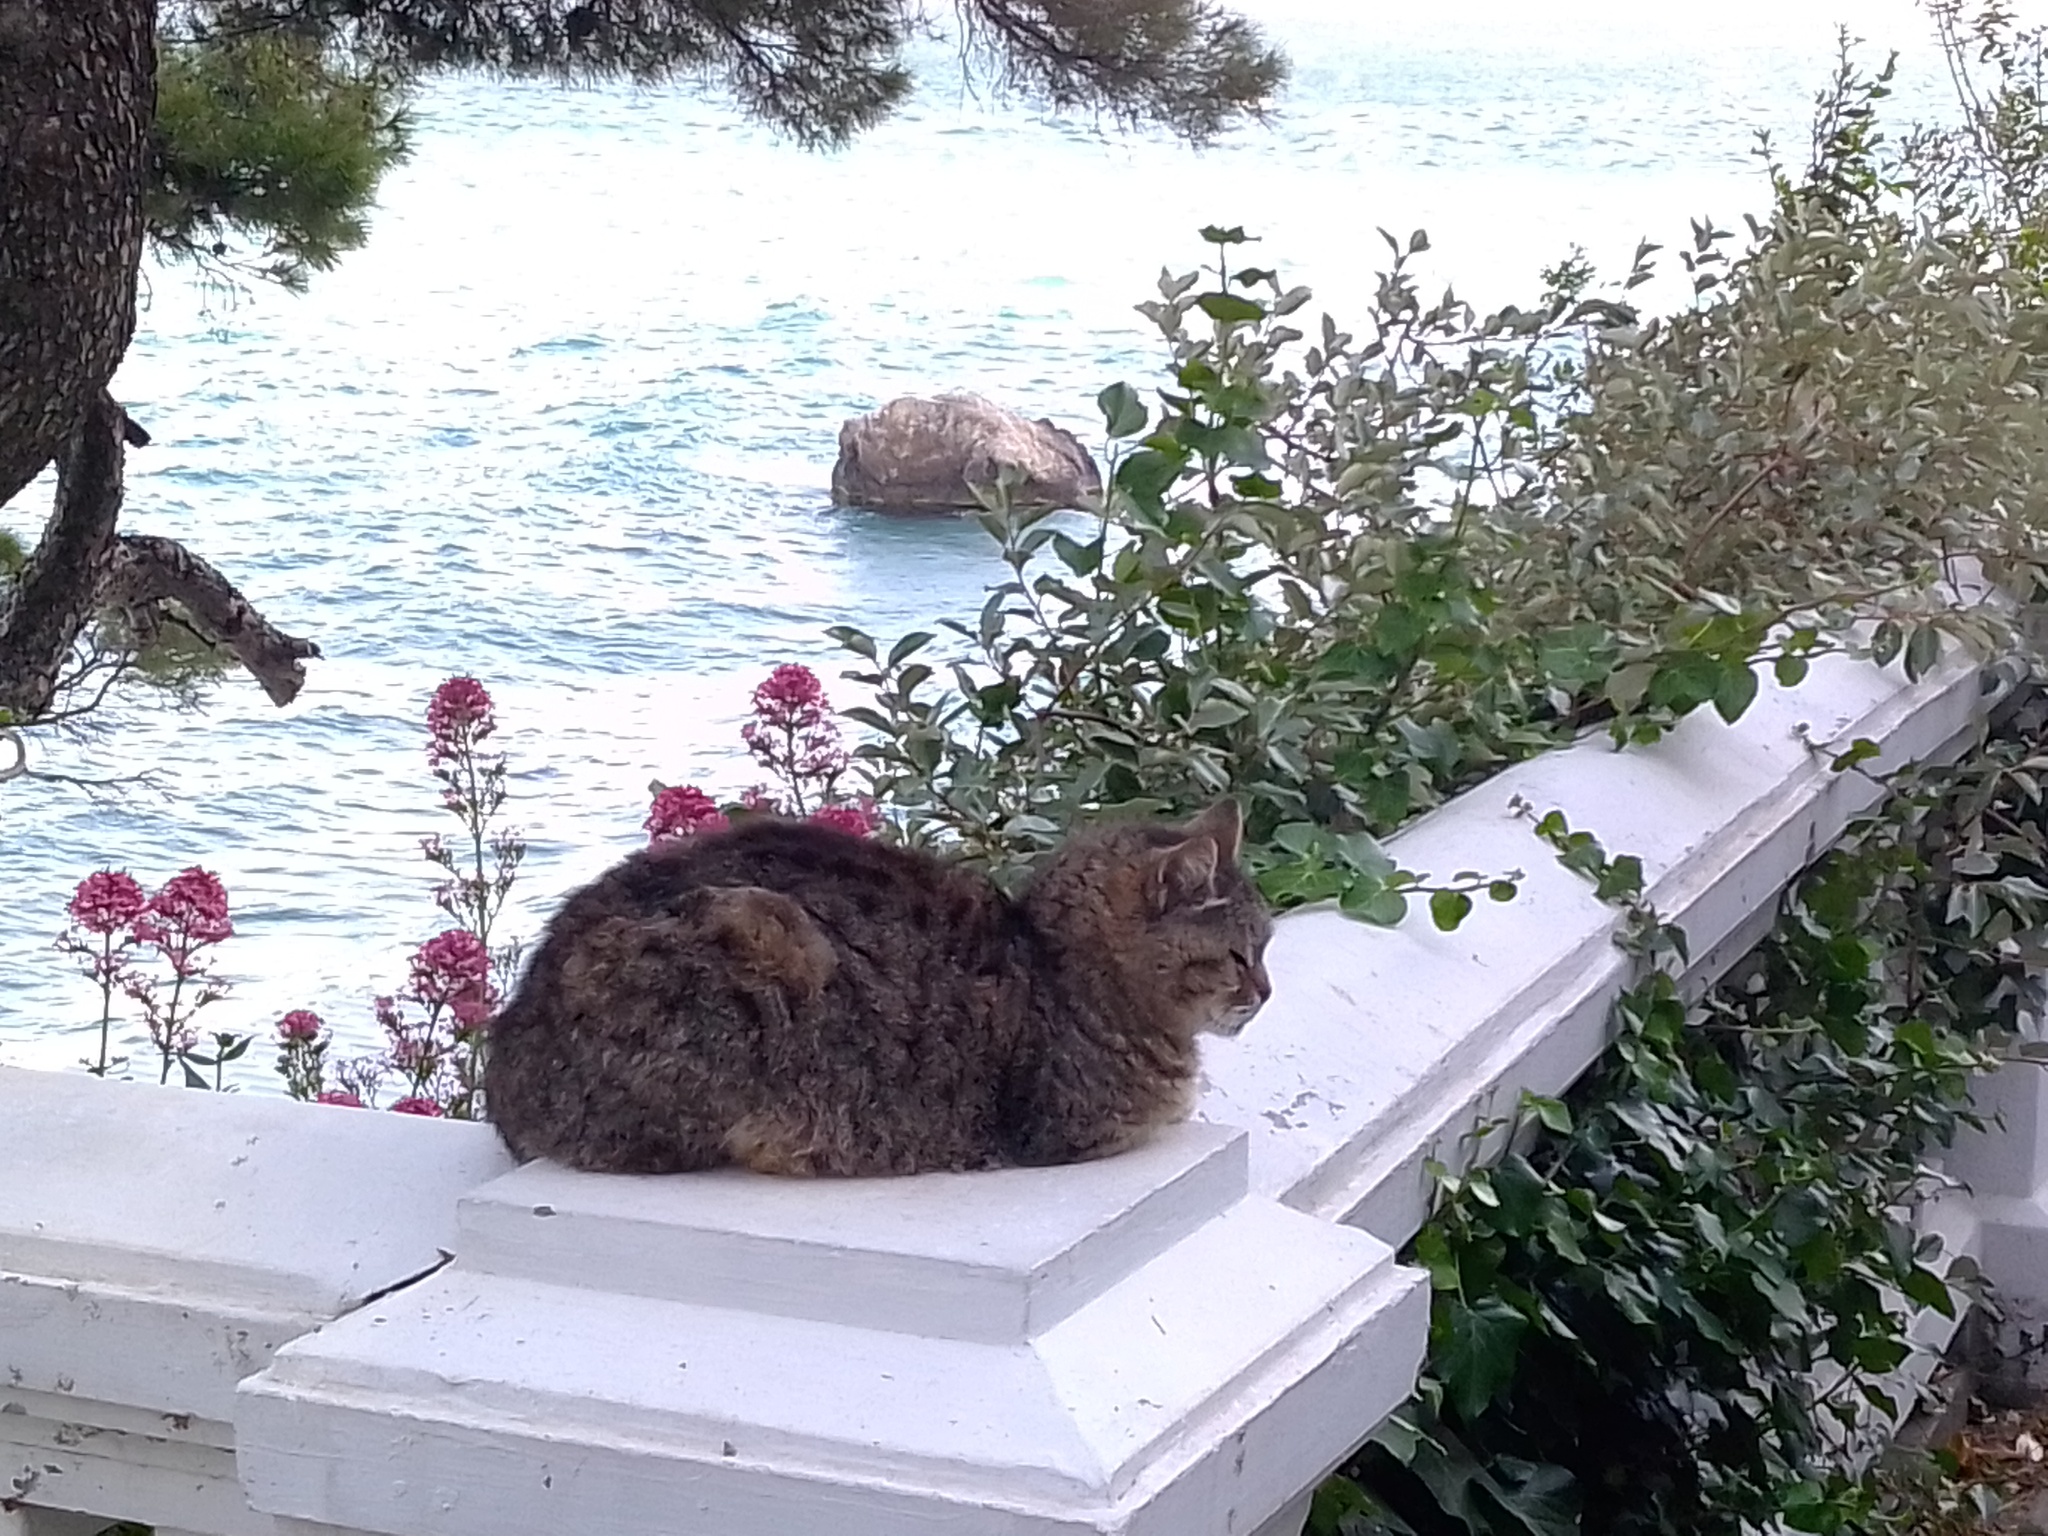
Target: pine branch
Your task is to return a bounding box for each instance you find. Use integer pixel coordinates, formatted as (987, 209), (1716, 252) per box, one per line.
(180, 0), (1281, 144)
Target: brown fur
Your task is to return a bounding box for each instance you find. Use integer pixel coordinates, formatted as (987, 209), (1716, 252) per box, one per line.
(482, 800), (1273, 1176)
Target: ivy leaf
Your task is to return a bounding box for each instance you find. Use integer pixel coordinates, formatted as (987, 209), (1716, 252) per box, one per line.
(1540, 1203), (1587, 1264)
(1349, 885), (1410, 926)
(1413, 1223), (1462, 1294)
(1594, 855), (1645, 903)
(1434, 1296), (1528, 1420)
(1525, 1095), (1572, 1135)
(1902, 1265), (1957, 1318)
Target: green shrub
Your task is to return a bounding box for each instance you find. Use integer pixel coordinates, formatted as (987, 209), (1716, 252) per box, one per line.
(839, 37), (2048, 925)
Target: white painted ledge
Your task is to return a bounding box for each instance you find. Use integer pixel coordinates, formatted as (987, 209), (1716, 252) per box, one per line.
(1198, 646), (2005, 1243)
(0, 1067), (512, 1532)
(236, 1123), (1425, 1536)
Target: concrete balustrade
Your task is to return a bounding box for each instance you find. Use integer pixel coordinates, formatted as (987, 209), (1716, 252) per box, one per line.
(2, 636), (2041, 1536)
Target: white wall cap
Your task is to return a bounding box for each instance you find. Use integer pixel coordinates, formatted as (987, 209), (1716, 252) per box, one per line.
(0, 1066), (514, 1420)
(457, 1121), (1246, 1341)
(1197, 647), (1993, 1236)
(0, 1066), (512, 1316)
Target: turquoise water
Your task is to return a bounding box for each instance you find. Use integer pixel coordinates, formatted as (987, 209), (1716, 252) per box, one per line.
(0, 0), (1961, 1077)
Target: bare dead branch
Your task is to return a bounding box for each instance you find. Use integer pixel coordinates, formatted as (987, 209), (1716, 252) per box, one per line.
(102, 533), (321, 706)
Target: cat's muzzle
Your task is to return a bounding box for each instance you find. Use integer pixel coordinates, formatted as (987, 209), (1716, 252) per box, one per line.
(1207, 999), (1267, 1037)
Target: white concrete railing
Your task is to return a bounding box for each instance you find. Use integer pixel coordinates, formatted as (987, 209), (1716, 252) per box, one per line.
(5, 641), (2047, 1536)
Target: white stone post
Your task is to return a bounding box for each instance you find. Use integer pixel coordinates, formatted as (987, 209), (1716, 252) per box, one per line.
(236, 1123), (1426, 1536)
(1949, 1018), (2048, 1397)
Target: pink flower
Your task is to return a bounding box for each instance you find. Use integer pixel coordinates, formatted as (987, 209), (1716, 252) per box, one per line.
(414, 928), (490, 987)
(449, 991), (494, 1030)
(646, 785), (729, 843)
(427, 677), (495, 763)
(408, 928), (498, 1025)
(389, 1096), (444, 1117)
(316, 1090), (365, 1108)
(133, 867), (233, 974)
(68, 870), (147, 935)
(739, 785), (781, 813)
(741, 663), (848, 789)
(276, 1009), (324, 1042)
(750, 664), (827, 726)
(810, 800), (882, 837)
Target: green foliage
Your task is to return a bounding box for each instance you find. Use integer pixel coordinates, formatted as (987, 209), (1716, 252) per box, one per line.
(1317, 694), (2048, 1536)
(150, 32), (411, 290)
(179, 0), (1285, 149)
(841, 176), (2048, 908)
(837, 0), (2048, 929)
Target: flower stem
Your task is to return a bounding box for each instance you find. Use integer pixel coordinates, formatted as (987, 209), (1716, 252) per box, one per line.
(93, 933), (114, 1078)
(159, 967), (187, 1085)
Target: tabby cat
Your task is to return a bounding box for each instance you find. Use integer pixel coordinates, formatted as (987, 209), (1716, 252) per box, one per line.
(483, 799), (1272, 1176)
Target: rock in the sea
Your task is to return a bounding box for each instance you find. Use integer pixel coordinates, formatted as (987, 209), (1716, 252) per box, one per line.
(830, 393), (1103, 513)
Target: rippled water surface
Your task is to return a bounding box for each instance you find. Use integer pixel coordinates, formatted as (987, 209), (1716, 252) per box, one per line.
(0, 0), (1962, 1076)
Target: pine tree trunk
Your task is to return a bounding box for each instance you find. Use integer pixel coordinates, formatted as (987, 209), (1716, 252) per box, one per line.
(0, 391), (128, 721)
(0, 0), (154, 513)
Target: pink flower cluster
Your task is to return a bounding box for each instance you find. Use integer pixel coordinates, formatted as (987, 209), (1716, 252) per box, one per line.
(646, 784), (728, 841)
(426, 676), (495, 766)
(409, 927), (496, 1029)
(277, 1009), (323, 1042)
(132, 867), (234, 974)
(61, 865), (241, 1084)
(741, 663), (850, 793)
(646, 664), (879, 844)
(68, 870), (146, 936)
(809, 799), (883, 837)
(278, 924), (499, 1114)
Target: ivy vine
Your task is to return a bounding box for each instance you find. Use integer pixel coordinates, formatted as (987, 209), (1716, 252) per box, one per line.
(1314, 689), (2048, 1536)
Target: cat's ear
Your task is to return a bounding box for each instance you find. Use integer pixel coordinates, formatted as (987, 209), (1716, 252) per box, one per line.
(1149, 836), (1220, 914)
(1184, 799), (1243, 864)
